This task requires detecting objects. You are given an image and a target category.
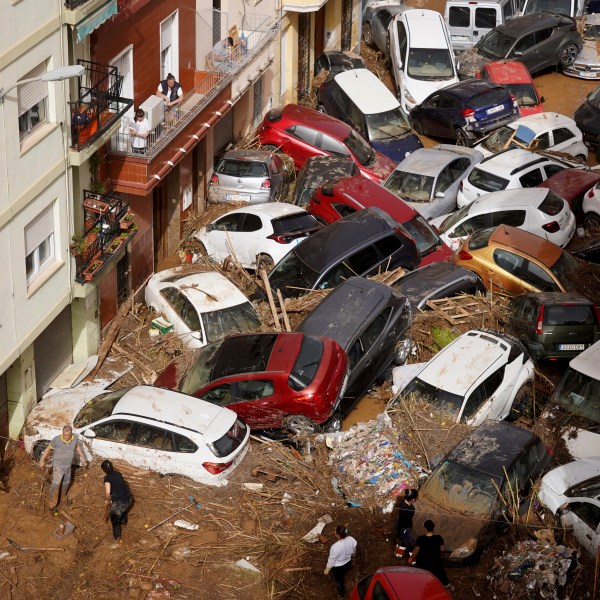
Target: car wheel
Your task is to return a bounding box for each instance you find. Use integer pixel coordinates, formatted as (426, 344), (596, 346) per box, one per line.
(508, 382), (534, 422)
(559, 44), (579, 67)
(316, 104), (327, 114)
(394, 335), (413, 365)
(285, 415), (318, 435)
(256, 254), (274, 272)
(584, 212), (600, 230)
(575, 154), (587, 162)
(33, 441), (50, 461)
(363, 23), (373, 46)
(261, 144), (280, 153)
(323, 412), (343, 433)
(455, 128), (472, 147)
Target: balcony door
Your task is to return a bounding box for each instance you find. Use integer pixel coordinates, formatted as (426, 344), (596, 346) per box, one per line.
(110, 46), (133, 152)
(160, 11), (179, 80)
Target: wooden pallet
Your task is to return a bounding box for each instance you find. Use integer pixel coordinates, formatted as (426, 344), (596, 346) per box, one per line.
(424, 296), (488, 325)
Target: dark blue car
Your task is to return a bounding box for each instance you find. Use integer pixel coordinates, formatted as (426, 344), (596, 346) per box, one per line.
(316, 68), (423, 163)
(409, 79), (519, 147)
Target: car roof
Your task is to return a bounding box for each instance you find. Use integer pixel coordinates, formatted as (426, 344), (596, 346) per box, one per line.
(279, 104), (353, 139)
(542, 457), (600, 497)
(476, 148), (551, 175)
(440, 78), (503, 101)
(333, 69), (400, 114)
(467, 187), (548, 212)
(508, 113), (575, 134)
(220, 149), (275, 161)
(416, 330), (509, 396)
(538, 168), (600, 198)
(400, 9), (449, 49)
(485, 60), (533, 83)
(212, 333), (281, 377)
(568, 339), (600, 379)
(514, 292), (594, 306)
(295, 277), (398, 351)
(375, 566), (452, 599)
(394, 147), (470, 176)
(319, 50), (364, 69)
(112, 386), (231, 434)
(497, 11), (572, 35)
(219, 202), (306, 218)
(489, 224), (563, 267)
(446, 421), (539, 477)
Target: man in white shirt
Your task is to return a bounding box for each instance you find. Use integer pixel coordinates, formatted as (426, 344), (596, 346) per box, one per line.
(324, 525), (357, 599)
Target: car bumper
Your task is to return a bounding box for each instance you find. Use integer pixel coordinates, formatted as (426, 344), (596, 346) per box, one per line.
(207, 188), (273, 204)
(526, 340), (596, 361)
(466, 112), (519, 135)
(564, 66), (600, 80)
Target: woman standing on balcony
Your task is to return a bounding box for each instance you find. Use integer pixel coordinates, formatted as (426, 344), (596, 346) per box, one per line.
(129, 109), (150, 154)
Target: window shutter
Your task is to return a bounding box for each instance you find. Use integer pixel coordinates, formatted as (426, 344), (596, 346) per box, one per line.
(25, 205), (54, 255)
(161, 16), (173, 50)
(17, 62), (48, 117)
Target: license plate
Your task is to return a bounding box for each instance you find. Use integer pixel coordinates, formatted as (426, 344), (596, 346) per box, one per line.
(451, 35), (469, 41)
(226, 193), (251, 201)
(559, 343), (585, 351)
(487, 105), (504, 115)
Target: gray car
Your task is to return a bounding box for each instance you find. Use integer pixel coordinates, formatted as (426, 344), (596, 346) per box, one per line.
(564, 14), (600, 80)
(382, 144), (483, 219)
(363, 2), (407, 57)
(208, 149), (290, 205)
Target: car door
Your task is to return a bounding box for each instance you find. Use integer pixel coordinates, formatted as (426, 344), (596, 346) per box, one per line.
(429, 93), (459, 139)
(490, 248), (530, 295)
(561, 501), (600, 556)
(204, 213), (246, 263)
(84, 418), (137, 462)
(389, 18), (408, 97)
(550, 126), (578, 154)
(514, 28), (554, 73)
(238, 212), (264, 267)
(269, 154), (287, 199)
(460, 366), (507, 424)
(285, 124), (322, 167)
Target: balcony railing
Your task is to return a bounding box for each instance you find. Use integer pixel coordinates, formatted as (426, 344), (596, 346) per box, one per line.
(65, 0), (92, 7)
(70, 60), (133, 152)
(109, 15), (277, 160)
(70, 190), (136, 283)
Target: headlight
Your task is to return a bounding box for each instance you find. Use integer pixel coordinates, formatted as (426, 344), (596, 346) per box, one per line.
(405, 89), (416, 104)
(449, 537), (477, 560)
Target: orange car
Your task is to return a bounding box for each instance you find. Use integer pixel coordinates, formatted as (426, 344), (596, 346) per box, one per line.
(452, 225), (581, 296)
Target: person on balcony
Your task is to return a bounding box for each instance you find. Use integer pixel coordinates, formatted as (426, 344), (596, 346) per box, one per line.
(212, 37), (236, 73)
(156, 73), (183, 126)
(129, 108), (150, 154)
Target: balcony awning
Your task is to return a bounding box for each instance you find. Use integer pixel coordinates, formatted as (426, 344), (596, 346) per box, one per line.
(75, 0), (118, 43)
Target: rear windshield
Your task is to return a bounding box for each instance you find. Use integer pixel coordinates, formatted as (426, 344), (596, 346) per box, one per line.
(216, 159), (268, 178)
(344, 130), (375, 167)
(209, 419), (247, 458)
(288, 335), (324, 391)
(468, 227), (494, 250)
(507, 84), (538, 108)
(477, 30), (516, 59)
(400, 377), (463, 415)
(384, 170), (434, 202)
(272, 213), (319, 235)
(523, 0), (571, 15)
(204, 302), (261, 344)
(468, 167), (509, 193)
(545, 305), (595, 326)
(403, 215), (441, 257)
(481, 126), (515, 153)
(407, 49), (455, 81)
(538, 191), (565, 216)
(365, 108), (411, 142)
(269, 251), (321, 293)
(469, 88), (507, 109)
(554, 367), (600, 423)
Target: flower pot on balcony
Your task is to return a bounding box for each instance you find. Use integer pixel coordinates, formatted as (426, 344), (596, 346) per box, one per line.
(82, 259), (104, 282)
(120, 212), (135, 230)
(105, 237), (124, 254)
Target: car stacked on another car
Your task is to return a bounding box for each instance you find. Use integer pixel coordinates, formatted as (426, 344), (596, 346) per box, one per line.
(362, 2), (407, 58)
(563, 13), (600, 80)
(574, 85), (600, 161)
(313, 50), (366, 78)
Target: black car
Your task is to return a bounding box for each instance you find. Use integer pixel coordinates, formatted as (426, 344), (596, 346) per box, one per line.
(268, 207), (421, 298)
(415, 421), (553, 565)
(392, 262), (485, 310)
(296, 277), (412, 415)
(314, 50), (365, 78)
(572, 238), (600, 264)
(574, 86), (600, 161)
(362, 3), (406, 57)
(293, 155), (358, 207)
(457, 12), (582, 79)
(409, 79), (519, 146)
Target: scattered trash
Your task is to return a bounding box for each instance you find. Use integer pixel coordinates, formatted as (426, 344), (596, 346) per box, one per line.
(251, 466), (287, 482)
(242, 482), (264, 492)
(173, 520), (199, 531)
(301, 514), (333, 543)
(151, 317), (174, 334)
(0, 551), (12, 560)
(171, 546), (191, 559)
(234, 558), (261, 573)
(53, 521), (75, 540)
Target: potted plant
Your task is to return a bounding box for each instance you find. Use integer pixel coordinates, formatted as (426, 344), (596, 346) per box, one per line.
(82, 258), (104, 281)
(120, 212), (136, 230)
(69, 235), (86, 257)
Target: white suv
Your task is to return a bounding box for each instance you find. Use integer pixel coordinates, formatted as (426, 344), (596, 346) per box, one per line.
(457, 148), (566, 208)
(389, 9), (459, 114)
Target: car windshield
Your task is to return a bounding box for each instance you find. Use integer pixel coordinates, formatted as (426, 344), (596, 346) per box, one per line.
(467, 167), (509, 193)
(424, 460), (500, 516)
(273, 212), (319, 234)
(73, 388), (130, 428)
(549, 251), (580, 290)
(407, 48), (455, 80)
(477, 31), (516, 59)
(269, 251), (321, 294)
(584, 24), (600, 40)
(365, 108), (411, 142)
(554, 367), (600, 423)
(344, 130), (376, 166)
(203, 302), (260, 344)
(400, 377), (464, 415)
(288, 335), (324, 391)
(506, 83), (538, 108)
(402, 215), (441, 256)
(384, 170), (434, 202)
(216, 159), (268, 178)
(180, 341), (223, 395)
(588, 86), (600, 109)
(523, 0), (571, 15)
(439, 203), (472, 232)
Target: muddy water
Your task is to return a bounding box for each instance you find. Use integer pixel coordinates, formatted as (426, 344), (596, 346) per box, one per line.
(344, 3), (600, 429)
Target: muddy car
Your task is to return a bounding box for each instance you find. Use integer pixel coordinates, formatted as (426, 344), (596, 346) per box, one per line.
(414, 420), (553, 564)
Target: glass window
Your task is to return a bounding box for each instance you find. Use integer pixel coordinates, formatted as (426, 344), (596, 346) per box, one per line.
(134, 424), (172, 450)
(24, 205), (55, 285)
(454, 214), (489, 237)
(538, 192), (565, 216)
(288, 125), (319, 146)
(238, 379), (274, 400)
(208, 419), (247, 458)
(19, 100), (48, 140)
(202, 383), (233, 406)
(25, 232), (54, 284)
(544, 164), (565, 178)
(180, 298), (202, 333)
(365, 108), (410, 143)
(553, 127), (575, 145)
(362, 308), (391, 352)
(514, 33), (536, 54)
(554, 367), (600, 422)
(270, 155), (282, 174)
(320, 261), (355, 289)
(372, 582), (391, 600)
(216, 159), (267, 178)
(333, 203), (357, 219)
(269, 251), (320, 293)
(384, 170), (434, 201)
(407, 48), (455, 80)
(320, 134), (350, 157)
(203, 302), (260, 343)
(535, 132), (551, 150)
(478, 31), (517, 59)
(493, 249), (524, 276)
(534, 28), (553, 44)
(400, 377), (463, 415)
(519, 168), (543, 188)
(214, 213), (244, 231)
(92, 420), (134, 443)
(241, 213), (262, 232)
(468, 168), (509, 193)
(356, 576), (374, 600)
(347, 244), (380, 274)
(449, 6), (470, 27)
(173, 432), (197, 453)
(402, 215), (440, 257)
(503, 2), (513, 18)
(569, 502), (600, 530)
(435, 167), (454, 195)
(545, 305), (594, 326)
(161, 288), (187, 315)
(343, 130), (375, 166)
(288, 335), (323, 391)
(521, 260), (560, 292)
(374, 235), (402, 260)
(74, 389), (130, 428)
(508, 84), (539, 109)
(464, 367), (505, 419)
(272, 213), (319, 234)
(449, 158), (471, 179)
(475, 8), (496, 28)
(489, 210), (526, 228)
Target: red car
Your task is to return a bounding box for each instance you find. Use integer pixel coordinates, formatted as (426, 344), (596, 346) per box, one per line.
(480, 61), (544, 117)
(350, 566), (452, 600)
(257, 104), (396, 183)
(538, 168), (600, 226)
(153, 332), (348, 434)
(307, 176), (453, 266)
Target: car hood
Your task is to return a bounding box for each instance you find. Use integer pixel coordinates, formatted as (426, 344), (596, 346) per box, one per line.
(573, 42), (600, 66)
(370, 134), (423, 164)
(391, 363), (427, 394)
(408, 77), (460, 107)
(575, 100), (600, 133)
(405, 199), (437, 220)
(457, 49), (488, 78)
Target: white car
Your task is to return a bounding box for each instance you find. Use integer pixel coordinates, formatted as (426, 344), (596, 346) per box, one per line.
(538, 457), (600, 556)
(391, 329), (534, 425)
(457, 148), (567, 208)
(581, 181), (600, 229)
(145, 268), (260, 349)
(23, 386), (250, 486)
(389, 9), (459, 115)
(430, 188), (576, 250)
(475, 114), (588, 160)
(194, 202), (320, 271)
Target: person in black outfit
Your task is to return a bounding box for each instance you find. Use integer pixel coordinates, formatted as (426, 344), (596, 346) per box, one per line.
(395, 488), (418, 558)
(409, 519), (450, 587)
(101, 459), (132, 543)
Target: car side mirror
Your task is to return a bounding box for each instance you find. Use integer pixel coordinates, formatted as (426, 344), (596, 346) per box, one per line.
(435, 191), (445, 198)
(540, 96), (546, 103)
(206, 224), (214, 233)
(83, 429), (96, 439)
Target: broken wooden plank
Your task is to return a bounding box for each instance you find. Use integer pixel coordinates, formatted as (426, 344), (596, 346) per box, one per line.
(276, 289), (291, 332)
(260, 269), (281, 331)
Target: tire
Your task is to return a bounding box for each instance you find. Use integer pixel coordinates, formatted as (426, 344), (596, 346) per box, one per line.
(323, 412), (343, 433)
(394, 335), (413, 365)
(33, 441), (50, 461)
(363, 23), (373, 47)
(285, 415), (318, 435)
(455, 128), (472, 147)
(559, 44), (579, 68)
(256, 254), (274, 272)
(575, 154), (587, 162)
(584, 212), (600, 230)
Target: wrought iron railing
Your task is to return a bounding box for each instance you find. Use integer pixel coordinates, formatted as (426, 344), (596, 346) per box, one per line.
(64, 0), (92, 8)
(70, 60), (134, 151)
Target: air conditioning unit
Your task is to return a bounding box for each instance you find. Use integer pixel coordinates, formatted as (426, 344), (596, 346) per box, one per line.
(140, 95), (164, 130)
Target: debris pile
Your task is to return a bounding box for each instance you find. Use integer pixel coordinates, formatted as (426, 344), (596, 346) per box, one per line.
(489, 537), (578, 600)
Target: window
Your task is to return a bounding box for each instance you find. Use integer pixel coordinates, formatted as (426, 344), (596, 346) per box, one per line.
(462, 367), (505, 420)
(288, 125), (319, 146)
(362, 308), (391, 351)
(454, 214), (489, 237)
(320, 134), (349, 157)
(333, 203), (356, 219)
(493, 249), (524, 275)
(18, 61), (49, 140)
(180, 298), (202, 333)
(569, 502), (600, 530)
(553, 127), (575, 145)
(214, 213), (244, 231)
(372, 581), (391, 600)
(237, 380), (274, 400)
(160, 11), (179, 80)
(514, 33), (536, 54)
(544, 164), (564, 178)
(134, 424), (173, 450)
(25, 205), (55, 285)
(161, 288), (187, 314)
(435, 167), (454, 195)
(241, 214), (262, 232)
(503, 2), (513, 19)
(449, 158), (471, 179)
(449, 6), (470, 27)
(347, 244), (380, 274)
(203, 383), (233, 406)
(522, 261), (560, 291)
(92, 419), (134, 442)
(534, 28), (553, 45)
(489, 209), (526, 228)
(535, 132), (550, 150)
(519, 168), (543, 188)
(475, 8), (496, 28)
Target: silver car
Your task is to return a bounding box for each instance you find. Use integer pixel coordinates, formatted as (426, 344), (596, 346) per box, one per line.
(564, 14), (600, 80)
(208, 149), (290, 204)
(362, 2), (406, 57)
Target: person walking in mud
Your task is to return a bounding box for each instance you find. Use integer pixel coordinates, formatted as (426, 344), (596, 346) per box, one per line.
(394, 488), (418, 559)
(39, 425), (87, 512)
(324, 525), (357, 600)
(102, 460), (132, 545)
(408, 519), (451, 588)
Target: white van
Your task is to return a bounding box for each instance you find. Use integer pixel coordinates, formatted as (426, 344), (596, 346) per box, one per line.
(520, 0), (586, 18)
(444, 0), (521, 52)
(389, 9), (459, 114)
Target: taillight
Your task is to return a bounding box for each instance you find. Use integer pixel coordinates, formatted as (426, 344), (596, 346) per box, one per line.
(542, 221), (560, 233)
(210, 174), (219, 185)
(267, 233), (292, 244)
(510, 93), (518, 108)
(460, 107), (475, 118)
(458, 249), (472, 260)
(261, 178), (271, 189)
(536, 305), (545, 335)
(202, 461), (233, 475)
(593, 305), (600, 323)
(588, 188), (596, 199)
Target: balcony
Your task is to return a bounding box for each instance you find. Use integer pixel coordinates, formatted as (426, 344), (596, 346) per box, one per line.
(69, 60), (133, 167)
(63, 0), (118, 28)
(70, 190), (137, 284)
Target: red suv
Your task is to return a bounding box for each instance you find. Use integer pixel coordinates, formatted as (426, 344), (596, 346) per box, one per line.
(154, 332), (348, 434)
(257, 104), (396, 183)
(308, 176), (452, 266)
(480, 61), (544, 117)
